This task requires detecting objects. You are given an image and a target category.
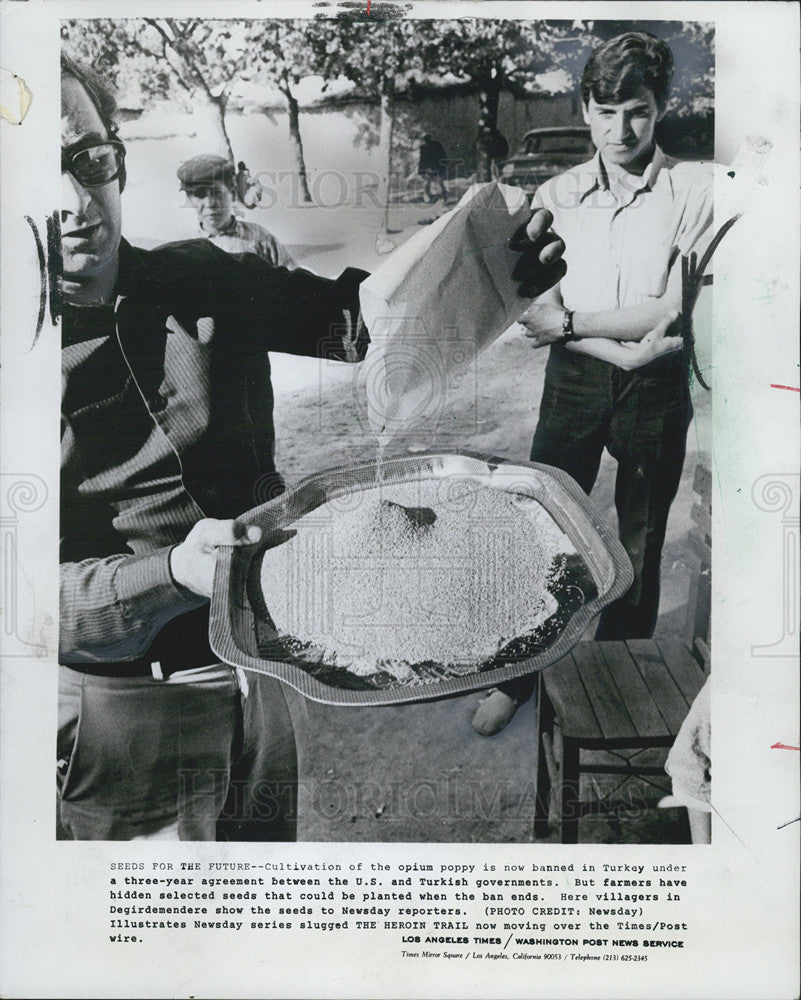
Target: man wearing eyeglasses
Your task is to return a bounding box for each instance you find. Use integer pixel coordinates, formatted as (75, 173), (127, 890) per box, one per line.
(60, 56), (331, 842)
(57, 53), (567, 841)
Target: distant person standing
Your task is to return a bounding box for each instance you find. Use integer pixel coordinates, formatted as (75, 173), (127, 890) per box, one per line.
(178, 154), (294, 268)
(178, 154), (297, 502)
(476, 121), (508, 182)
(487, 126), (509, 178)
(418, 134), (448, 204)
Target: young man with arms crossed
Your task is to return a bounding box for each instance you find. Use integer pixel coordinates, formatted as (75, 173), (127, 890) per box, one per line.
(473, 31), (713, 736)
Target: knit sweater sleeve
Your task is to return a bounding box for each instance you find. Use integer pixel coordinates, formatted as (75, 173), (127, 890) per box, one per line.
(59, 548), (206, 663)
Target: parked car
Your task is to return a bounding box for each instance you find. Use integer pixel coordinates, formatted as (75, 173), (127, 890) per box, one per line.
(500, 127), (594, 194)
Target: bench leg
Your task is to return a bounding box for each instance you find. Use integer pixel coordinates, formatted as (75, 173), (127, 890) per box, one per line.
(534, 678), (554, 838)
(561, 737), (581, 844)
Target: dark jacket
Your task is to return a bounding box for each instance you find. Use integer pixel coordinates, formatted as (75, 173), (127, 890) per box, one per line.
(60, 238), (367, 662)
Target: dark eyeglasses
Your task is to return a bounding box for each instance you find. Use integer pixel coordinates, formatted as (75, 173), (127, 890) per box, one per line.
(62, 138), (126, 187)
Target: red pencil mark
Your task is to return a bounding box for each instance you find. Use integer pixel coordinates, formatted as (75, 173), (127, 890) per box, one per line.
(366, 0), (371, 12)
(771, 742), (800, 750)
(770, 384), (800, 392)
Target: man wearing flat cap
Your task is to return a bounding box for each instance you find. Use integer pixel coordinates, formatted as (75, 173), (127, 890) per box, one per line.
(178, 154), (296, 504)
(178, 153), (295, 268)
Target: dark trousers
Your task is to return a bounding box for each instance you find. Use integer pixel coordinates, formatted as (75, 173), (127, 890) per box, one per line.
(58, 666), (297, 841)
(501, 344), (692, 703)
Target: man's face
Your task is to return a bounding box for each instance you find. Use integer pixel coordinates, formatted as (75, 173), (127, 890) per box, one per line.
(187, 181), (233, 234)
(61, 75), (123, 292)
(582, 85), (664, 171)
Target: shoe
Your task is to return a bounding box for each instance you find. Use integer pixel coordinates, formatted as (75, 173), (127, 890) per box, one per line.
(471, 688), (521, 736)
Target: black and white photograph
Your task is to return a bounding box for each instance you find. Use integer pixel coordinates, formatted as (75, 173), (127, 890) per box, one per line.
(0, 2), (798, 998)
(56, 13), (718, 847)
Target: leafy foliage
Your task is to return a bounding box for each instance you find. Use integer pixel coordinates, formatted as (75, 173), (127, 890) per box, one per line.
(62, 16), (714, 115)
(62, 19), (255, 157)
(307, 17), (426, 98)
(61, 17), (715, 170)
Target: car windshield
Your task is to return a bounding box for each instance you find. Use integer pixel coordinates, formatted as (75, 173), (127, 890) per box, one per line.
(525, 134), (591, 155)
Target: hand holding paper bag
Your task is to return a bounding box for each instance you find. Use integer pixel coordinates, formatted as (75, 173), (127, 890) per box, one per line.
(359, 182), (565, 445)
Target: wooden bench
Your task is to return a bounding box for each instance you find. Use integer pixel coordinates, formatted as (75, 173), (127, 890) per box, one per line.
(534, 464), (711, 843)
(534, 639), (707, 842)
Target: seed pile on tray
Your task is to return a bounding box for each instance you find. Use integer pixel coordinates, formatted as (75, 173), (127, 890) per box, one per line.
(259, 479), (570, 679)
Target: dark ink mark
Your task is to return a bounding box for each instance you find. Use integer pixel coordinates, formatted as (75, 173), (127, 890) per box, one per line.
(682, 214), (742, 391)
(727, 170), (735, 178)
(46, 212), (63, 325)
(24, 215), (46, 351)
(23, 211), (61, 350)
(314, 0), (412, 21)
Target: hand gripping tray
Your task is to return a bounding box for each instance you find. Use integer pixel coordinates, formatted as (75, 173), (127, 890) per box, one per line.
(210, 452), (633, 706)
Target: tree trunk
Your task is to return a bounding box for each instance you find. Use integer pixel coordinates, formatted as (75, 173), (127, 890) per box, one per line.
(378, 84), (394, 233)
(481, 80), (501, 130)
(476, 78), (502, 182)
(213, 95), (235, 163)
(281, 84), (313, 204)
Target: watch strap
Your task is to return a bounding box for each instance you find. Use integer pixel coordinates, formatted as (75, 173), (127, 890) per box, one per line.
(561, 309), (576, 342)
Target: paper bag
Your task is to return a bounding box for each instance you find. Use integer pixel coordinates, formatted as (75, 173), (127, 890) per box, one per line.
(359, 182), (531, 447)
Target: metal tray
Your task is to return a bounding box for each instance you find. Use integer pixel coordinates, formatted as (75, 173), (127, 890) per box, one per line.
(209, 452), (633, 706)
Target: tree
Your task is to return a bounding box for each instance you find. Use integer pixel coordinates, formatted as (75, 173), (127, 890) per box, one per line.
(242, 20), (326, 204)
(63, 18), (346, 204)
(305, 18), (571, 212)
(141, 19), (251, 161)
(422, 20), (567, 181)
(62, 19), (253, 161)
(61, 19), (170, 103)
(309, 17), (432, 230)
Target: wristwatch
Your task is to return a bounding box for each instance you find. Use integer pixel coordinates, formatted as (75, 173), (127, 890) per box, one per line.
(561, 309), (577, 343)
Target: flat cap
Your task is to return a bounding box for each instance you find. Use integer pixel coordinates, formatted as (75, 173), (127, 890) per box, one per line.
(177, 154), (234, 189)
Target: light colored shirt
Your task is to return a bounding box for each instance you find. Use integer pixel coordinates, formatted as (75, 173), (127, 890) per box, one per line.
(201, 217), (296, 270)
(532, 146), (713, 312)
